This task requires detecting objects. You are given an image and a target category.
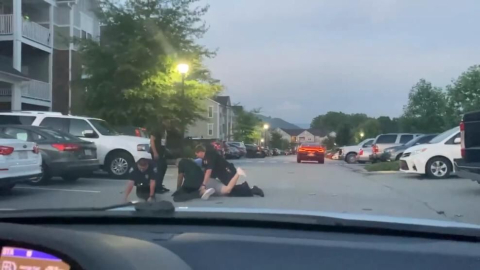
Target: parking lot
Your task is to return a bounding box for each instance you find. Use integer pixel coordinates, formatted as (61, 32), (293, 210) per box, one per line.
(2, 155), (480, 225)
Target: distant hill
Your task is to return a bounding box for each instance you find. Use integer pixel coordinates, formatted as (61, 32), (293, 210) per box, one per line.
(295, 123), (311, 129)
(256, 114), (300, 129)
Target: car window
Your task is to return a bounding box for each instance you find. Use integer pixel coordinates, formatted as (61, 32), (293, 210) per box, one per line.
(0, 133), (13, 139)
(69, 119), (94, 137)
(0, 115), (36, 125)
(30, 132), (47, 142)
(88, 119), (118, 135)
(430, 127), (459, 144)
(375, 135), (397, 144)
(39, 117), (69, 132)
(445, 132), (461, 145)
(418, 135), (435, 144)
(362, 139), (374, 147)
(39, 128), (82, 142)
(399, 135), (414, 144)
(2, 127), (29, 141)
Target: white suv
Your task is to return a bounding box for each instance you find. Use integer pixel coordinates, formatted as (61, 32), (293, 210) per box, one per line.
(0, 112), (151, 178)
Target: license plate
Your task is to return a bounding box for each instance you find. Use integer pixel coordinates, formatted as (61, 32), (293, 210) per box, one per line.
(85, 149), (92, 156)
(308, 153), (315, 157)
(18, 151), (28, 159)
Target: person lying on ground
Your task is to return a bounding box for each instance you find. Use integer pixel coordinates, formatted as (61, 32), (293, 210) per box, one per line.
(171, 158), (215, 202)
(123, 158), (156, 202)
(195, 145), (264, 197)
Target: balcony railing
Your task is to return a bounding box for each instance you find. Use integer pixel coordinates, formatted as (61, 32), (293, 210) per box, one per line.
(0, 14), (13, 34)
(21, 80), (51, 102)
(0, 88), (11, 96)
(22, 19), (51, 47)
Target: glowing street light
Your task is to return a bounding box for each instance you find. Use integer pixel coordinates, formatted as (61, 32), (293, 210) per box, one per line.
(263, 124), (269, 130)
(177, 63), (189, 156)
(177, 63), (189, 74)
(360, 132), (365, 138)
(261, 138), (265, 142)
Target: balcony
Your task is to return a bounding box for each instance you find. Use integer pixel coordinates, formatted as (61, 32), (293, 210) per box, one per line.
(20, 79), (51, 102)
(0, 14), (51, 47)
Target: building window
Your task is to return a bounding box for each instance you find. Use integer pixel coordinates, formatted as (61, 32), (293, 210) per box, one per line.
(208, 106), (213, 118)
(208, 123), (213, 136)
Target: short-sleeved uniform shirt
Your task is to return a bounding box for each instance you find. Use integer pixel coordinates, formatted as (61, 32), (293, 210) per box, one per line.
(128, 164), (157, 187)
(178, 159), (204, 189)
(202, 150), (236, 185)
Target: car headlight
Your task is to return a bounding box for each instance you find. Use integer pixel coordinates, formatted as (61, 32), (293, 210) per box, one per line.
(137, 144), (150, 151)
(410, 148), (428, 156)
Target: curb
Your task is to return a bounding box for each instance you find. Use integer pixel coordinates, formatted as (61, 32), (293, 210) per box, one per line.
(362, 170), (401, 174)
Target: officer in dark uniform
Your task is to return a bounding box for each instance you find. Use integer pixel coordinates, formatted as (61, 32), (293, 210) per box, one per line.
(171, 158), (215, 202)
(150, 131), (169, 193)
(194, 145), (264, 197)
(123, 158), (157, 202)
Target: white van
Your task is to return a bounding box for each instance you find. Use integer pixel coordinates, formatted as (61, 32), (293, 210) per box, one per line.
(0, 112), (151, 178)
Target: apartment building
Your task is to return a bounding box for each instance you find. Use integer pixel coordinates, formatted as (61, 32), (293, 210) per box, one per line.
(274, 128), (329, 144)
(0, 0), (99, 113)
(185, 96), (234, 141)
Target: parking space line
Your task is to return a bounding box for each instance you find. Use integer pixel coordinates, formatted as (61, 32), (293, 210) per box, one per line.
(16, 187), (101, 193)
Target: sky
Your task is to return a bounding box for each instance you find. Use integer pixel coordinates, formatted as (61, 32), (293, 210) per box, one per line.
(198, 0), (480, 124)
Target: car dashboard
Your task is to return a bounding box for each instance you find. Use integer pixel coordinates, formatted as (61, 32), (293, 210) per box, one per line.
(1, 215), (480, 270)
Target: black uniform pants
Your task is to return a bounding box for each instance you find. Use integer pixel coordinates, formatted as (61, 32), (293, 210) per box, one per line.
(155, 158), (167, 189)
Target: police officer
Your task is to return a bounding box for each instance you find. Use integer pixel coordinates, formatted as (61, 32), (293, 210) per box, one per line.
(150, 131), (169, 193)
(194, 145), (264, 197)
(171, 158), (216, 202)
(123, 158), (157, 202)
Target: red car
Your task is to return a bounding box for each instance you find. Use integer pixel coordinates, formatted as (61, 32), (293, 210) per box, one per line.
(297, 142), (325, 164)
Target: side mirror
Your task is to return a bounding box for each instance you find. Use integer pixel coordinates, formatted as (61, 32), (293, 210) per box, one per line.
(82, 130), (97, 138)
(454, 137), (461, 144)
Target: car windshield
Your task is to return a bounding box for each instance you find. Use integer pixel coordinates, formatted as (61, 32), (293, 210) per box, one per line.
(88, 119), (119, 136)
(4, 0), (480, 232)
(0, 133), (13, 139)
(429, 127), (459, 144)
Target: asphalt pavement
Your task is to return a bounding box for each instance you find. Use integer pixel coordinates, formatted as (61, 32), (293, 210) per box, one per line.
(2, 155), (480, 225)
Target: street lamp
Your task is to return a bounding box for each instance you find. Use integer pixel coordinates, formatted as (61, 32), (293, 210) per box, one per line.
(263, 124), (269, 147)
(177, 63), (189, 155)
(360, 132), (365, 138)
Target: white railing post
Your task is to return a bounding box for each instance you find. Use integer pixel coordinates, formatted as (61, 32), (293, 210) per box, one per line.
(0, 15), (13, 34)
(20, 80), (51, 101)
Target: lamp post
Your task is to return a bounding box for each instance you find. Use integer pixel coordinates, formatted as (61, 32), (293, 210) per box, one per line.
(263, 124), (269, 147)
(177, 63), (189, 155)
(360, 132), (365, 139)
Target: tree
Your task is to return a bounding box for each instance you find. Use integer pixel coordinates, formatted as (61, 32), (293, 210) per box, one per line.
(269, 131), (283, 149)
(311, 111), (350, 132)
(377, 116), (399, 133)
(354, 119), (381, 142)
(336, 124), (353, 146)
(401, 79), (448, 133)
(446, 65), (480, 126)
(78, 0), (222, 135)
(233, 107), (262, 143)
(322, 135), (335, 150)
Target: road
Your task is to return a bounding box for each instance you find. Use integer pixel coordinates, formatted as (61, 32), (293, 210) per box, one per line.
(2, 155), (480, 225)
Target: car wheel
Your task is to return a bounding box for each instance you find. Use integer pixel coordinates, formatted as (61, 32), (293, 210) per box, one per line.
(0, 184), (15, 194)
(30, 162), (50, 186)
(297, 159), (301, 163)
(426, 157), (452, 179)
(62, 175), (80, 182)
(345, 153), (357, 164)
(106, 152), (134, 178)
(318, 158), (325, 164)
(358, 161), (366, 164)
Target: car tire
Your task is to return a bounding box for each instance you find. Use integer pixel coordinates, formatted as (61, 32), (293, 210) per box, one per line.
(297, 159), (301, 163)
(106, 151), (134, 178)
(30, 162), (50, 186)
(318, 158), (325, 164)
(0, 184), (15, 194)
(62, 175), (80, 182)
(345, 153), (357, 164)
(426, 157), (452, 179)
(358, 161), (366, 164)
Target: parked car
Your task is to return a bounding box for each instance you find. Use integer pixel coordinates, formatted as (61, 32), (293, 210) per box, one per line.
(381, 134), (438, 161)
(341, 138), (375, 164)
(371, 133), (422, 162)
(115, 126), (149, 138)
(227, 142), (246, 157)
(356, 147), (372, 164)
(0, 112), (150, 178)
(297, 142), (325, 164)
(272, 148), (280, 156)
(0, 133), (42, 192)
(0, 125), (99, 184)
(245, 144), (265, 158)
(400, 127), (460, 179)
(225, 146), (241, 159)
(454, 110), (480, 184)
